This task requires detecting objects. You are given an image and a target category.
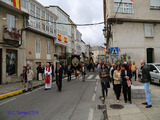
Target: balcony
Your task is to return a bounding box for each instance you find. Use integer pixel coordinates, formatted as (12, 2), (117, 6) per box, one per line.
(3, 26), (21, 42)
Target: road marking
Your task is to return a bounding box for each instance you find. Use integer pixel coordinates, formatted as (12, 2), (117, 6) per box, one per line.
(72, 77), (76, 79)
(88, 108), (94, 120)
(87, 75), (94, 79)
(63, 77), (67, 80)
(0, 98), (16, 106)
(95, 75), (100, 80)
(85, 80), (97, 82)
(92, 93), (96, 101)
(95, 86), (97, 92)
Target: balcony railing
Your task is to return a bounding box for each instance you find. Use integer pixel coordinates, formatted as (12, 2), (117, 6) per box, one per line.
(3, 26), (21, 41)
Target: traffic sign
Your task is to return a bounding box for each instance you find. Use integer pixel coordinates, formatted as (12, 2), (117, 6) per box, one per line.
(110, 47), (119, 57)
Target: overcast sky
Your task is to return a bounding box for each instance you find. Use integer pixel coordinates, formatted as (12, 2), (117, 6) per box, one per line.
(37, 0), (105, 47)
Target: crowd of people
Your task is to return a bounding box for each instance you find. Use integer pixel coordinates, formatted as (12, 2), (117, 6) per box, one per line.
(98, 60), (152, 108)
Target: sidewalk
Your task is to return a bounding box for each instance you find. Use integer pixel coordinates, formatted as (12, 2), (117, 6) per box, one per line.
(106, 80), (160, 120)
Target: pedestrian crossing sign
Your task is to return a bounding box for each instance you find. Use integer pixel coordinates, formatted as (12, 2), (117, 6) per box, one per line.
(110, 47), (119, 57)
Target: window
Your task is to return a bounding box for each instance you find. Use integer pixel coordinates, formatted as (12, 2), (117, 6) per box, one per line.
(47, 41), (51, 55)
(150, 0), (160, 10)
(145, 24), (154, 37)
(30, 3), (35, 16)
(46, 14), (49, 32)
(54, 46), (57, 54)
(41, 11), (45, 31)
(36, 38), (41, 59)
(114, 2), (134, 13)
(7, 14), (15, 31)
(36, 7), (40, 29)
(60, 47), (63, 54)
(21, 0), (28, 9)
(50, 16), (53, 33)
(6, 50), (17, 76)
(150, 65), (156, 72)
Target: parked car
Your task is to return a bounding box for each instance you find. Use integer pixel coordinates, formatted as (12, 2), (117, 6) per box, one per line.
(138, 63), (160, 84)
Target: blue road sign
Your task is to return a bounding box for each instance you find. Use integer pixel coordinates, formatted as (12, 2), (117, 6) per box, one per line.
(110, 47), (119, 57)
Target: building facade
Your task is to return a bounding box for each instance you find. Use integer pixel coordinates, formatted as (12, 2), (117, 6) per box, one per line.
(105, 0), (160, 66)
(46, 6), (69, 66)
(0, 0), (28, 84)
(25, 0), (58, 75)
(91, 46), (105, 63)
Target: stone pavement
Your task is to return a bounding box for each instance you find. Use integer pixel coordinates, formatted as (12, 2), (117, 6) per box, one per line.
(106, 80), (160, 120)
(0, 80), (45, 95)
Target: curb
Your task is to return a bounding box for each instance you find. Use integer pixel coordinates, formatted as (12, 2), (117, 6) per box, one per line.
(0, 83), (45, 100)
(0, 75), (68, 100)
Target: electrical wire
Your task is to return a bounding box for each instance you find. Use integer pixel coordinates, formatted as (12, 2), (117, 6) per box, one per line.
(114, 0), (123, 19)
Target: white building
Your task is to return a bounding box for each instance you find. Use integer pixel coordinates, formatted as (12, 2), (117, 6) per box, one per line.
(105, 0), (160, 66)
(46, 6), (70, 65)
(75, 29), (82, 55)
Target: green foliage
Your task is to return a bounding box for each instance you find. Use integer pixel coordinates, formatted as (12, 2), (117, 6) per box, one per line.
(115, 53), (131, 65)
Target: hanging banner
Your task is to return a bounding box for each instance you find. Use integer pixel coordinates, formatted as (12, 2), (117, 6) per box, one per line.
(64, 37), (68, 43)
(13, 0), (21, 10)
(58, 34), (62, 41)
(71, 55), (80, 70)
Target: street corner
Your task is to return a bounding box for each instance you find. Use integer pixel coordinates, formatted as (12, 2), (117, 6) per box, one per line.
(0, 90), (23, 100)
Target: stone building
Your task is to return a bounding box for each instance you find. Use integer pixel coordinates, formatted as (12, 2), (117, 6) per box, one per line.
(104, 0), (160, 66)
(91, 46), (105, 63)
(25, 0), (58, 75)
(0, 0), (28, 84)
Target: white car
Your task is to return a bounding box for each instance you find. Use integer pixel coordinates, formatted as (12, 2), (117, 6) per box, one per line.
(138, 63), (160, 84)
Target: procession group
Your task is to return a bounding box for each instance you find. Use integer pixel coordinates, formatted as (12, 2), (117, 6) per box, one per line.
(98, 60), (152, 108)
(21, 62), (87, 92)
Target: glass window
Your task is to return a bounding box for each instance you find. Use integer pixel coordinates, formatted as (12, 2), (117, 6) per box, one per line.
(150, 65), (156, 71)
(46, 13), (49, 32)
(7, 14), (15, 31)
(150, 0), (160, 9)
(145, 24), (154, 37)
(6, 50), (17, 76)
(41, 10), (45, 31)
(36, 7), (40, 29)
(21, 0), (28, 9)
(114, 2), (134, 14)
(30, 3), (35, 16)
(36, 39), (40, 54)
(47, 41), (51, 55)
(50, 16), (53, 33)
(54, 46), (57, 54)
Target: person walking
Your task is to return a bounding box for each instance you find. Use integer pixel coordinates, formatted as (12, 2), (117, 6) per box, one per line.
(55, 63), (63, 92)
(44, 63), (52, 90)
(121, 64), (132, 104)
(141, 60), (152, 108)
(113, 65), (122, 103)
(22, 66), (27, 88)
(26, 66), (34, 91)
(36, 64), (41, 80)
(67, 64), (72, 82)
(131, 61), (138, 81)
(81, 64), (86, 82)
(97, 63), (101, 72)
(110, 64), (116, 94)
(75, 69), (79, 82)
(42, 65), (45, 80)
(99, 64), (110, 101)
(51, 63), (54, 80)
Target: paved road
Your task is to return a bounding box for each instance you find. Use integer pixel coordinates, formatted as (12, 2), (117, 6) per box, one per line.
(0, 71), (104, 120)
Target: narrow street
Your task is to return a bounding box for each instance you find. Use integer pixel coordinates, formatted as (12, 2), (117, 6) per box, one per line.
(0, 71), (104, 120)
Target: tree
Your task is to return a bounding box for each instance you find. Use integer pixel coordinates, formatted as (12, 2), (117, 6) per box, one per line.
(115, 53), (131, 65)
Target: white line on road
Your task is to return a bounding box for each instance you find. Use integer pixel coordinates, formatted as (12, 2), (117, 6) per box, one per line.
(95, 86), (97, 92)
(92, 93), (96, 101)
(0, 98), (16, 106)
(95, 75), (100, 80)
(88, 108), (94, 120)
(87, 75), (94, 79)
(85, 80), (97, 82)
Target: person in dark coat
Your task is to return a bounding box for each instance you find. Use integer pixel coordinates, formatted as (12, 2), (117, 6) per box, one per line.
(81, 63), (86, 82)
(22, 66), (27, 88)
(36, 64), (42, 80)
(67, 64), (72, 82)
(55, 63), (63, 92)
(121, 64), (132, 104)
(51, 63), (54, 78)
(141, 60), (152, 108)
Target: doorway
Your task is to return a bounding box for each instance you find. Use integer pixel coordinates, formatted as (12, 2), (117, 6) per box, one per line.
(0, 49), (2, 84)
(147, 48), (154, 63)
